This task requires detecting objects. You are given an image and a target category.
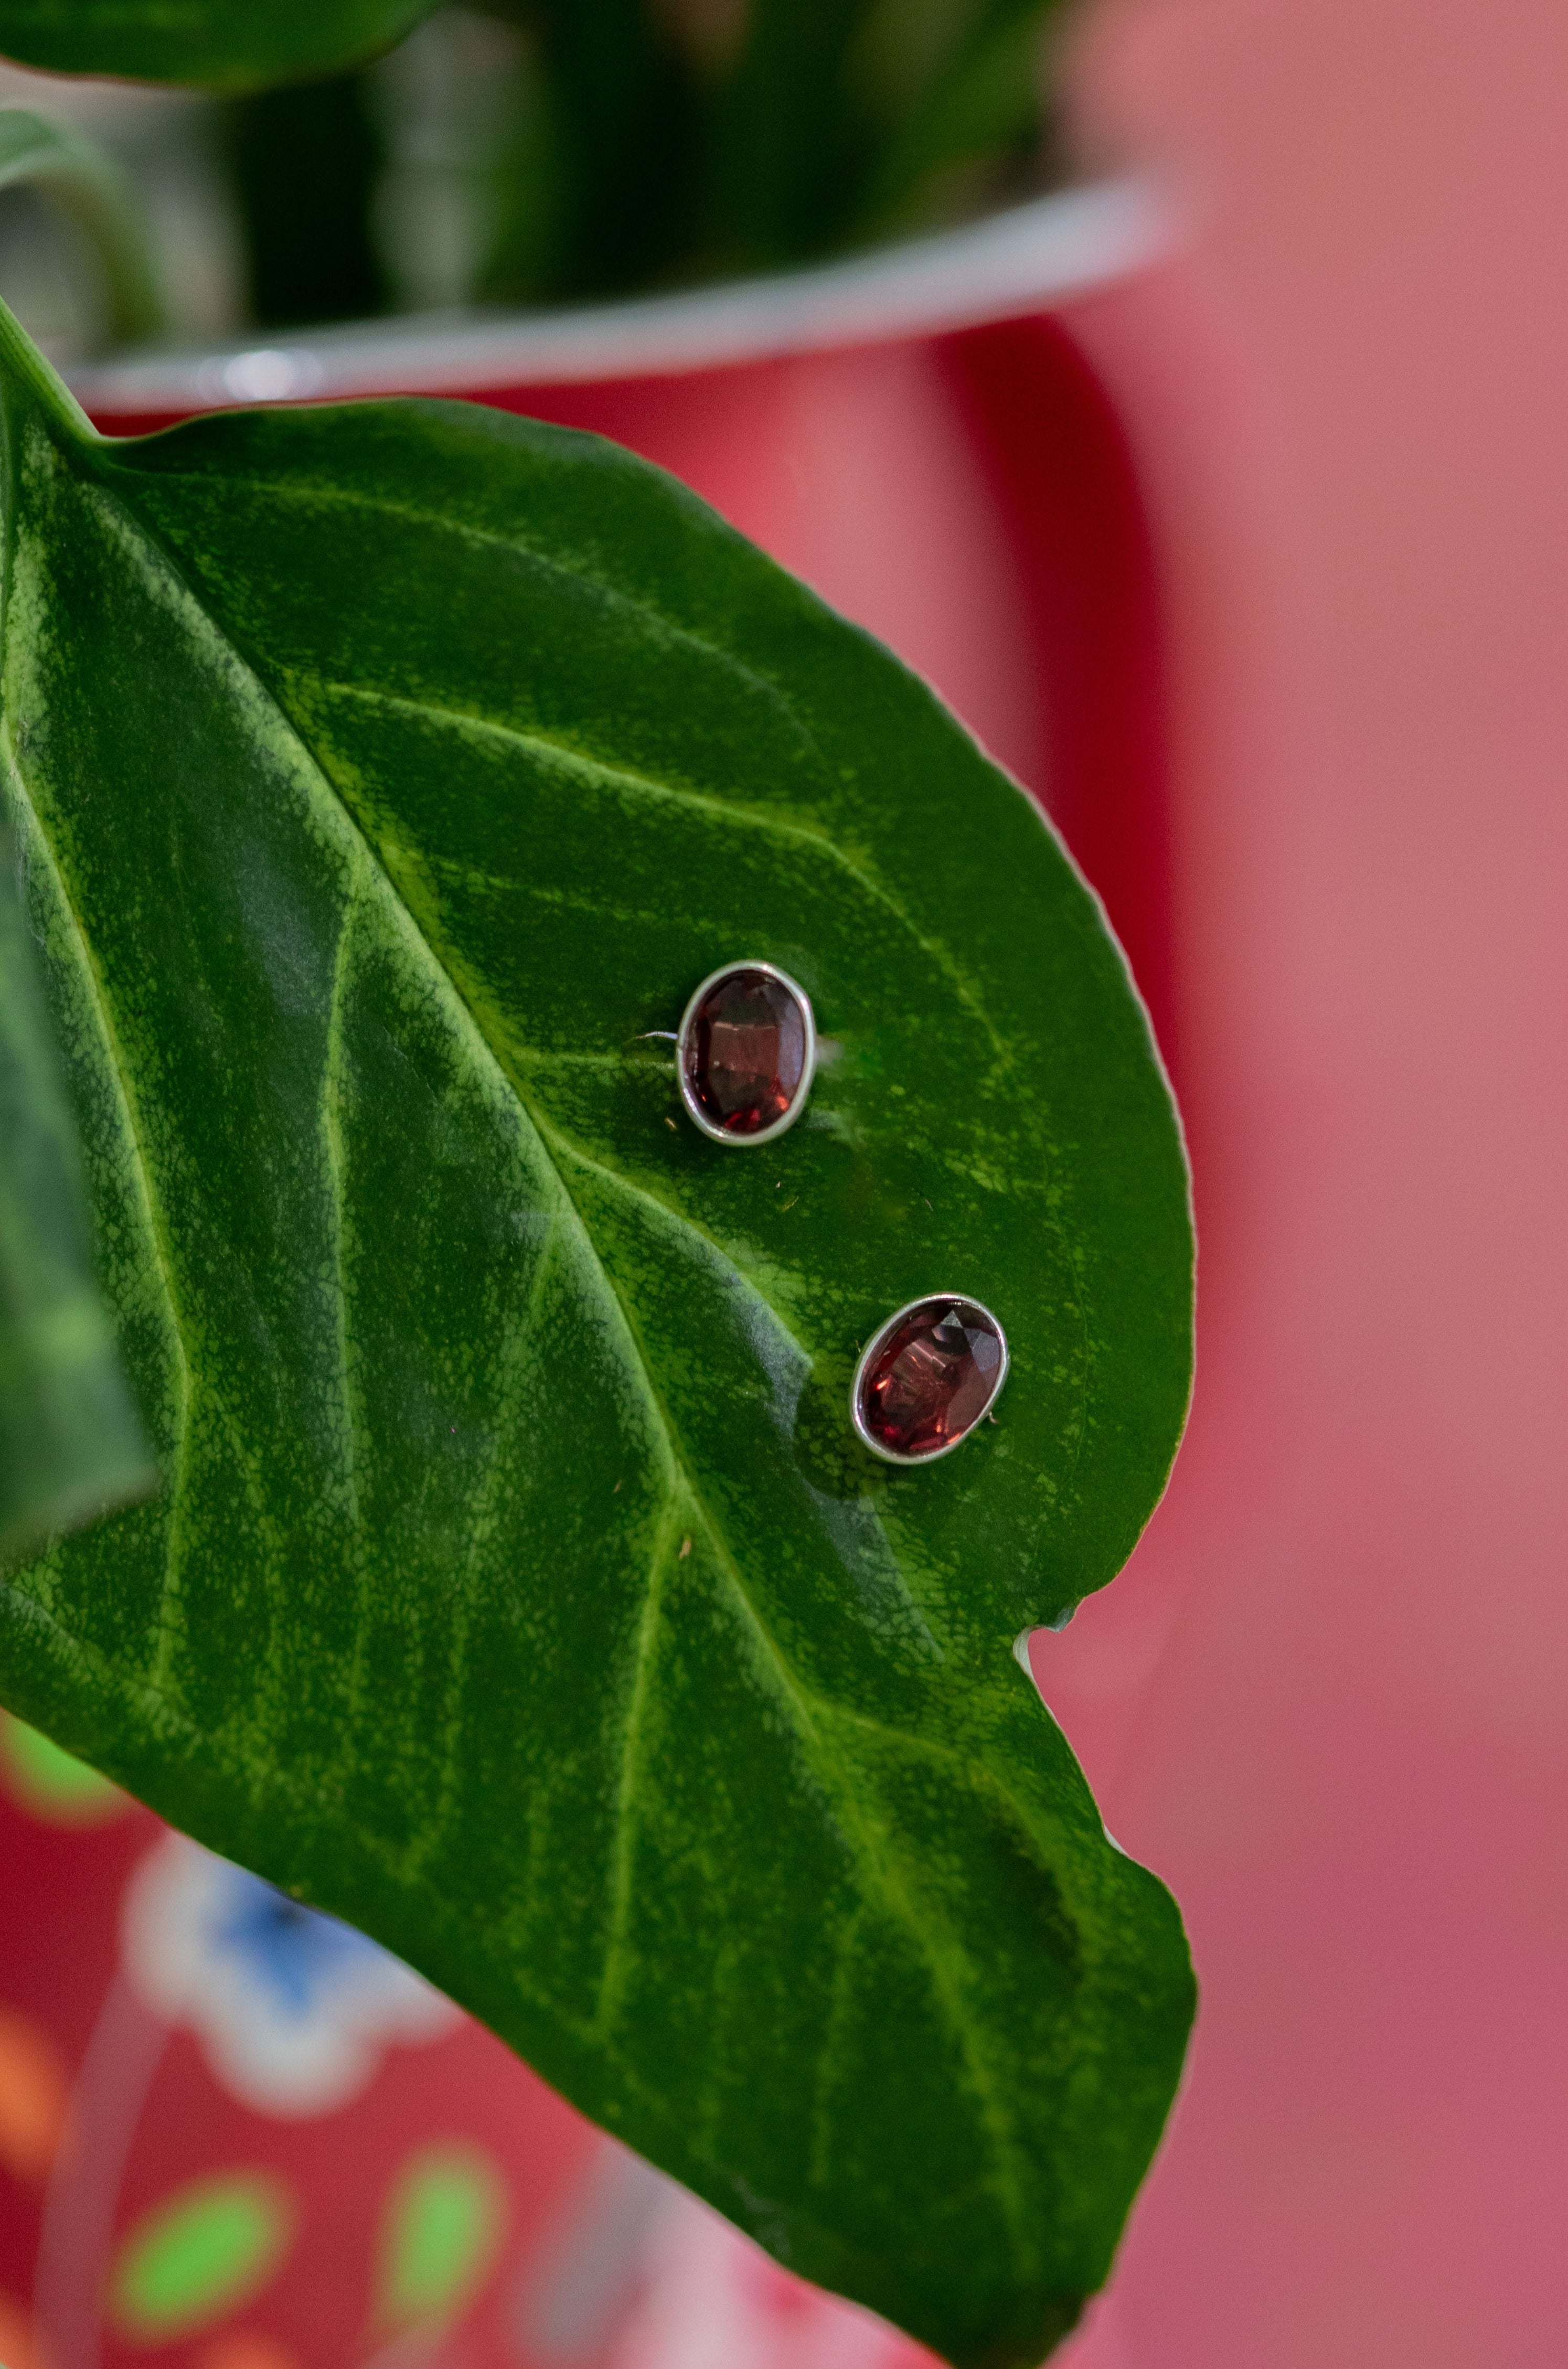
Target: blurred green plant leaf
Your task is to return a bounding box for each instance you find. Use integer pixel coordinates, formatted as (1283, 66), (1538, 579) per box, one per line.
(485, 0), (703, 300)
(0, 109), (164, 344)
(698, 0), (1066, 264)
(0, 0), (433, 91)
(694, 0), (886, 269)
(850, 0), (1069, 237)
(0, 775), (152, 1566)
(0, 305), (1193, 2367)
(222, 71), (389, 329)
(485, 0), (1070, 301)
(0, 4), (1071, 306)
(0, 110), (157, 1569)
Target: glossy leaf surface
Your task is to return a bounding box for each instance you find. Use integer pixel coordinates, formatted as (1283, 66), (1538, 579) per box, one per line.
(0, 323), (1194, 2366)
(0, 0), (431, 91)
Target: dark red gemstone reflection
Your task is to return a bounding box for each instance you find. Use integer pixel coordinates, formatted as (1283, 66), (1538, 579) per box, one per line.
(683, 968), (808, 1136)
(856, 1298), (1006, 1460)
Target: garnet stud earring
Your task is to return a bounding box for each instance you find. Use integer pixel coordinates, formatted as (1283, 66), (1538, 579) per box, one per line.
(851, 1295), (1009, 1464)
(676, 961), (815, 1145)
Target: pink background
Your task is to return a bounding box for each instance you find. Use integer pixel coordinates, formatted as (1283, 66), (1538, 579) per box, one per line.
(1042, 0), (1568, 2360)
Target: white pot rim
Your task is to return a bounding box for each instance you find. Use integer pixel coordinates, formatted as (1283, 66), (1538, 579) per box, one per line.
(68, 175), (1170, 417)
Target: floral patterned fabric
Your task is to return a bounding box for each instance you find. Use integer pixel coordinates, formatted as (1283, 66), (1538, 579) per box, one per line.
(0, 1714), (943, 2369)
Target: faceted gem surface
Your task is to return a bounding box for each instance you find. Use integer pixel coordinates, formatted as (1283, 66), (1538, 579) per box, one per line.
(855, 1297), (1006, 1460)
(682, 967), (808, 1137)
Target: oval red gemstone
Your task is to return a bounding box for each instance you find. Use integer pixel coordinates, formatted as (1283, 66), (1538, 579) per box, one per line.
(681, 966), (810, 1138)
(854, 1297), (1007, 1461)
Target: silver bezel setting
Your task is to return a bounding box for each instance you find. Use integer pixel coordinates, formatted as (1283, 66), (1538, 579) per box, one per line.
(676, 961), (816, 1147)
(850, 1293), (1010, 1465)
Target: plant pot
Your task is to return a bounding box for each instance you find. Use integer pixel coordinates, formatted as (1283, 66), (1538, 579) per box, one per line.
(2, 183), (1179, 2369)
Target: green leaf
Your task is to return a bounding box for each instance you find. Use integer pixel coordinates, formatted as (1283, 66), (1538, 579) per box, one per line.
(222, 72), (390, 330)
(696, 0), (884, 268)
(851, 0), (1069, 239)
(485, 0), (1067, 303)
(485, 0), (705, 302)
(0, 110), (165, 346)
(0, 306), (1194, 2368)
(0, 738), (153, 1565)
(0, 0), (434, 93)
(109, 2170), (293, 2339)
